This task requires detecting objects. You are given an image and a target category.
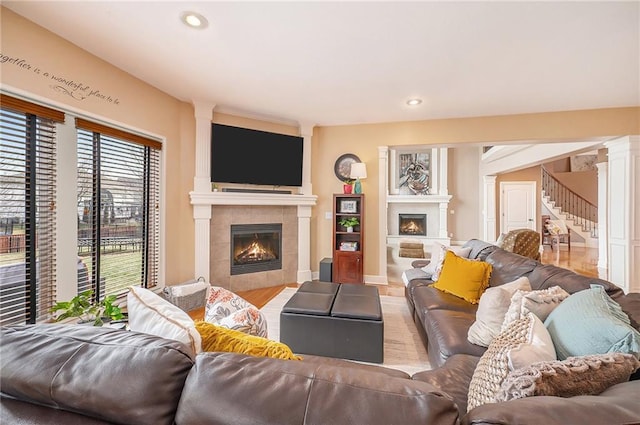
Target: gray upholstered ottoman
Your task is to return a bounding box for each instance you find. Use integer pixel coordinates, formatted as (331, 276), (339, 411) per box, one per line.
(280, 282), (384, 363)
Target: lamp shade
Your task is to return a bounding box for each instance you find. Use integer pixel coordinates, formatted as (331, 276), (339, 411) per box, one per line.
(350, 162), (367, 179)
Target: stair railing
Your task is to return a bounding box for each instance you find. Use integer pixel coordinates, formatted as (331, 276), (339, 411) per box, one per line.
(541, 166), (598, 238)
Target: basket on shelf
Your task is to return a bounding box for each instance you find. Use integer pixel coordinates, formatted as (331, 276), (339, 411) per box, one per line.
(162, 277), (209, 312)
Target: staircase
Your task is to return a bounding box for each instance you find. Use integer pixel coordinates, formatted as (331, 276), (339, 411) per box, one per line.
(541, 166), (599, 248)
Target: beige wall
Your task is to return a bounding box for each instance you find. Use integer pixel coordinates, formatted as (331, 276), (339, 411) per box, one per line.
(449, 146), (481, 243)
(5, 7), (640, 284)
(551, 171), (598, 206)
(1, 8), (196, 285)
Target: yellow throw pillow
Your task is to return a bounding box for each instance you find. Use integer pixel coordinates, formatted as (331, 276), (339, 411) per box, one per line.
(195, 321), (302, 360)
(432, 250), (492, 304)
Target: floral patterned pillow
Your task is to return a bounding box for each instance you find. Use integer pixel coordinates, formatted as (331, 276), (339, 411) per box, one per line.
(204, 286), (268, 338)
(217, 306), (268, 338)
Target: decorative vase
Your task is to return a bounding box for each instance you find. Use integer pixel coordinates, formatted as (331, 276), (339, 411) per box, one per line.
(347, 226), (354, 233)
(354, 179), (362, 194)
(343, 184), (353, 194)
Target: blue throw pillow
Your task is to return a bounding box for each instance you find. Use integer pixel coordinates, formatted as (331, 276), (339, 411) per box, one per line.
(544, 285), (640, 360)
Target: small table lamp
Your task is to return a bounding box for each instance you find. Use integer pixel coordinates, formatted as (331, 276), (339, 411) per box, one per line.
(350, 162), (367, 194)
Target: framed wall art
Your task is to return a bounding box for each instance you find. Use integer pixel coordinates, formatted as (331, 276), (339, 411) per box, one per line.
(397, 151), (431, 195)
(339, 199), (358, 213)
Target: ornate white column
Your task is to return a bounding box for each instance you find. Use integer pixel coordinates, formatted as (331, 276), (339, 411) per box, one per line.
(192, 100), (215, 282)
(595, 161), (608, 271)
(297, 205), (313, 283)
(378, 146), (389, 282)
(299, 122), (314, 195)
(297, 122), (314, 283)
(438, 148), (449, 195)
(438, 202), (449, 239)
(483, 175), (497, 242)
(605, 136), (640, 293)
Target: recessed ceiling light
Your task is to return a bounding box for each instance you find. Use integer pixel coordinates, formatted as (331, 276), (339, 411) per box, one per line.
(181, 11), (208, 29)
(406, 98), (423, 106)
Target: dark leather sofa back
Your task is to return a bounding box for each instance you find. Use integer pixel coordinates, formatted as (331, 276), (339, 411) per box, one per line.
(176, 352), (460, 425)
(527, 263), (624, 297)
(484, 249), (539, 287)
(1, 324), (194, 425)
(1, 325), (462, 425)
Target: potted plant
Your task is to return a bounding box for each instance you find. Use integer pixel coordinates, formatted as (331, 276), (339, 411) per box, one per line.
(339, 216), (360, 232)
(343, 179), (354, 194)
(51, 290), (125, 326)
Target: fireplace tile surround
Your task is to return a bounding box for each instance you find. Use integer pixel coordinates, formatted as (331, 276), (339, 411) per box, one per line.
(210, 205), (298, 292)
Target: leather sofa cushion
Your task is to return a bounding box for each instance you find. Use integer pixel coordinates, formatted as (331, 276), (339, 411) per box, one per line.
(413, 286), (478, 322)
(485, 249), (539, 287)
(0, 324), (194, 425)
(176, 352), (460, 425)
(413, 354), (480, 417)
(422, 309), (487, 364)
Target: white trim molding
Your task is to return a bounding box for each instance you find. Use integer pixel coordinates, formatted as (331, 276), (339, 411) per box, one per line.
(605, 136), (640, 293)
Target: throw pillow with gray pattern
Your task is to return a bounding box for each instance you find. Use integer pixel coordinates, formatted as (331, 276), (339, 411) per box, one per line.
(496, 352), (640, 401)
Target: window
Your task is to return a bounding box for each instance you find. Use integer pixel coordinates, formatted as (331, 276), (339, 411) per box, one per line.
(76, 119), (160, 300)
(0, 95), (63, 325)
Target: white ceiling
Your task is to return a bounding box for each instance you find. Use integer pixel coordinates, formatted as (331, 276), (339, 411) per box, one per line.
(5, 1), (639, 127)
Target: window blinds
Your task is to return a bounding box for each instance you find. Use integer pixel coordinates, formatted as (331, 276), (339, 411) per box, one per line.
(76, 123), (160, 300)
(0, 96), (59, 325)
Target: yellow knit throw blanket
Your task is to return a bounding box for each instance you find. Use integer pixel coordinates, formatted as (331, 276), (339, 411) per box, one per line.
(195, 321), (302, 360)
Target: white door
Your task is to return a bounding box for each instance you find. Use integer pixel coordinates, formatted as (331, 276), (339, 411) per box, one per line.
(500, 182), (536, 233)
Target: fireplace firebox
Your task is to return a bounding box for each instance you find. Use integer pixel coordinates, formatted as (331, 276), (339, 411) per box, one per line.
(230, 223), (282, 275)
(399, 214), (426, 236)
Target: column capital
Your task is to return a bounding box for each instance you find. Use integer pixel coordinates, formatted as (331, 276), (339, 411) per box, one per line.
(191, 100), (216, 119)
(299, 122), (316, 137)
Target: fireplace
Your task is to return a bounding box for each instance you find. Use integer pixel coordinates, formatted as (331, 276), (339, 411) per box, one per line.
(399, 214), (426, 236)
(230, 223), (282, 275)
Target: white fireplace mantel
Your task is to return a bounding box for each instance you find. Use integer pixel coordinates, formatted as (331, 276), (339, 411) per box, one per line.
(190, 191), (317, 207)
(189, 190), (318, 285)
(386, 194), (452, 204)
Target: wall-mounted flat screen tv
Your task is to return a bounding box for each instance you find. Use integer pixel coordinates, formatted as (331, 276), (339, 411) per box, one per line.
(211, 123), (303, 187)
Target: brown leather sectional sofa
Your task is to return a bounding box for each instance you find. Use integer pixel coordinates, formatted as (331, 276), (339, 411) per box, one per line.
(1, 239), (638, 425)
(405, 239), (640, 424)
(0, 323), (459, 425)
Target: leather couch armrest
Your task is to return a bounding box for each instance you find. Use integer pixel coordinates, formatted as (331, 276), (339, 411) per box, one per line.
(411, 259), (430, 268)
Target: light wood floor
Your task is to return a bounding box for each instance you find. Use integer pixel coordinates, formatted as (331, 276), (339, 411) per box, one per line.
(539, 245), (600, 278)
(190, 245), (599, 318)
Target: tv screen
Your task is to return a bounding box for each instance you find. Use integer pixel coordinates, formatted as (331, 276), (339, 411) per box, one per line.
(211, 124), (304, 187)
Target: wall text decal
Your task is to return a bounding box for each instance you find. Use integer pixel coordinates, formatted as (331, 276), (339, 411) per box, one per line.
(1, 53), (120, 105)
